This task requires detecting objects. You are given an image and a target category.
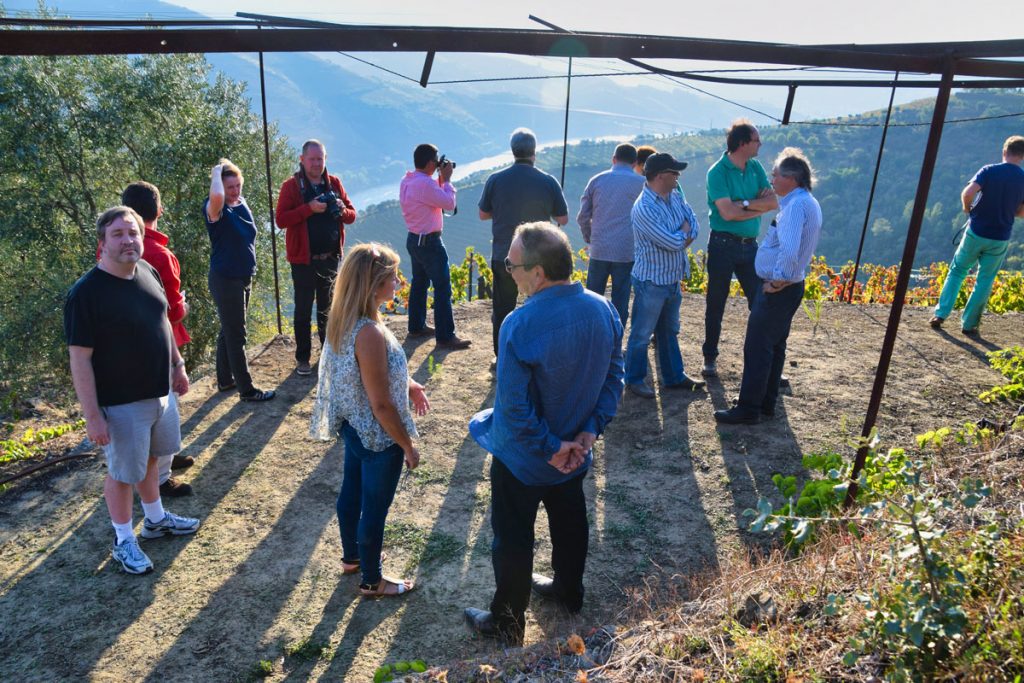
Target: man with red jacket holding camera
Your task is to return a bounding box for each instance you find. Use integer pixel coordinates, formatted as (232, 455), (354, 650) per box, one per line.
(276, 139), (357, 376)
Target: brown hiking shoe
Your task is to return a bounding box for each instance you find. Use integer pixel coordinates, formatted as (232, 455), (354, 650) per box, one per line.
(159, 477), (193, 497)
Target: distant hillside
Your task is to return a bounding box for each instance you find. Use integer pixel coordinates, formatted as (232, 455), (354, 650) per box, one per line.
(355, 90), (1024, 272)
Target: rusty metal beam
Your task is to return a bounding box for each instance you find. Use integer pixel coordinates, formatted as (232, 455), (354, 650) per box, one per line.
(0, 26), (949, 73)
(844, 58), (956, 507)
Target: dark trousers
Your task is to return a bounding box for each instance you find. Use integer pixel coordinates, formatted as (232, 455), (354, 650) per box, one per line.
(208, 269), (254, 394)
(291, 259), (339, 363)
(406, 232), (455, 341)
(337, 421), (405, 587)
(490, 261), (520, 356)
(586, 259), (633, 328)
(702, 232), (760, 362)
(737, 281), (805, 415)
(489, 458), (589, 639)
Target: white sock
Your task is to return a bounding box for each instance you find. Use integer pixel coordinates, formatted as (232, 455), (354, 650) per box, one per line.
(112, 520), (135, 545)
(141, 499), (166, 524)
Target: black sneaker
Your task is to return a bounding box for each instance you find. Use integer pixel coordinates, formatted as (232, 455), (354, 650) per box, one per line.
(160, 477), (193, 497)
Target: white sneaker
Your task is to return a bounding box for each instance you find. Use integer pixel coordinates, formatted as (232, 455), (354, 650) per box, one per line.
(141, 511), (201, 539)
(112, 536), (153, 574)
(702, 362), (718, 378)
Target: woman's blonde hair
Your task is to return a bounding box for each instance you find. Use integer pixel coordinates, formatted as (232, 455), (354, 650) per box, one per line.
(215, 157), (244, 184)
(325, 242), (401, 351)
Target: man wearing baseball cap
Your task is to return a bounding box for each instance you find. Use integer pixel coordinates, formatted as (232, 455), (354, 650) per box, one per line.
(624, 153), (706, 398)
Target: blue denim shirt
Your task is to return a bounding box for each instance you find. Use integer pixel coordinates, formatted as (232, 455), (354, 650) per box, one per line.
(469, 282), (624, 486)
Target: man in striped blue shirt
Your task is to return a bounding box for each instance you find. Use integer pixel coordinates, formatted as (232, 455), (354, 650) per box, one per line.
(715, 148), (822, 425)
(578, 143), (646, 326)
(625, 153), (706, 398)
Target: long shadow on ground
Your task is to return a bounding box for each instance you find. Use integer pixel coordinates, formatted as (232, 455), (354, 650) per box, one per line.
(0, 378), (293, 681)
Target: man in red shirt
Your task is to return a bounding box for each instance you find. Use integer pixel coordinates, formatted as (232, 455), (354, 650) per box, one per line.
(120, 181), (195, 498)
(275, 139), (357, 376)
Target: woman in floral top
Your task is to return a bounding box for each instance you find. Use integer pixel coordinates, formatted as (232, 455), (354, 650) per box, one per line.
(311, 243), (429, 597)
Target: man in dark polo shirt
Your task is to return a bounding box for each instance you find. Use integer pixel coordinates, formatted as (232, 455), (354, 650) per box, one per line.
(66, 206), (200, 575)
(275, 139), (357, 376)
(479, 127), (569, 361)
(703, 119), (777, 378)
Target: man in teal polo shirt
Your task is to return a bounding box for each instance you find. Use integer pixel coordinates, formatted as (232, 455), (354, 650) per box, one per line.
(702, 119), (778, 378)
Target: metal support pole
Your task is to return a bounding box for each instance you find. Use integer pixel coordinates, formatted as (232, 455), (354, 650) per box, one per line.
(844, 59), (954, 507)
(847, 71), (899, 303)
(782, 85), (797, 125)
(560, 56), (572, 188)
(258, 41), (283, 334)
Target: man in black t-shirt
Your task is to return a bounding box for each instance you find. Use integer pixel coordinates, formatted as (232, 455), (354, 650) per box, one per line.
(65, 206), (200, 575)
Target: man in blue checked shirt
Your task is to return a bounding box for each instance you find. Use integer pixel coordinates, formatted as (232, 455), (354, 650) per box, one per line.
(465, 222), (624, 645)
(624, 153), (706, 399)
(715, 148), (822, 425)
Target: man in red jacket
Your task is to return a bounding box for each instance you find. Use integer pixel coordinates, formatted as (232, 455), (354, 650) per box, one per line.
(120, 181), (195, 498)
(275, 139), (357, 375)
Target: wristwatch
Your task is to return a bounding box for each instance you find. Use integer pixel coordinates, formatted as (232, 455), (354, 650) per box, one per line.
(742, 200), (750, 210)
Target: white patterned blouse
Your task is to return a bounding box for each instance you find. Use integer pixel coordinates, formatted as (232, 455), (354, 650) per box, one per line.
(310, 317), (418, 451)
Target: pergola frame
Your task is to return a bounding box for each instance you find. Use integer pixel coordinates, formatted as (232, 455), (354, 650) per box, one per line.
(3, 15), (1023, 499)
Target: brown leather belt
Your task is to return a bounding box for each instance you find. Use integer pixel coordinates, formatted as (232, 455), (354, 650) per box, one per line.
(311, 252), (338, 261)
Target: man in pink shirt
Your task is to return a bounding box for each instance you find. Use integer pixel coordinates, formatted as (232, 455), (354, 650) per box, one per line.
(400, 143), (471, 349)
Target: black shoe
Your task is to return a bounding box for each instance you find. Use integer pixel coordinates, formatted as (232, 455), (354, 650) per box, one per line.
(217, 381), (236, 393)
(626, 382), (655, 399)
(464, 607), (523, 646)
(732, 397), (775, 418)
(531, 573), (582, 613)
(437, 335), (472, 349)
(779, 374), (791, 389)
(240, 388), (276, 402)
(409, 325), (435, 337)
(663, 375), (707, 392)
(531, 573), (557, 600)
(962, 327), (981, 337)
(171, 455), (194, 470)
(159, 477), (193, 497)
(714, 407), (759, 425)
(929, 316), (944, 329)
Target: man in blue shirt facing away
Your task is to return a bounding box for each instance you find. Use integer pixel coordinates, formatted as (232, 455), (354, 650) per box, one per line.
(465, 222), (624, 645)
(931, 135), (1024, 335)
(715, 148), (822, 425)
(578, 143), (646, 327)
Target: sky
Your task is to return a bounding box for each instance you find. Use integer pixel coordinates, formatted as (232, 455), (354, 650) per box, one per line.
(151, 1), (1024, 44)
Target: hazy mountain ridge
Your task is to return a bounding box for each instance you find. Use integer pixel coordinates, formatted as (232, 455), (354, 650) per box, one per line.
(355, 90), (1024, 272)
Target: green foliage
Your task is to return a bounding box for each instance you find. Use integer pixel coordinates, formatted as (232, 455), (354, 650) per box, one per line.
(248, 659), (273, 679)
(373, 659), (427, 682)
(449, 247), (491, 302)
(0, 419), (85, 464)
(0, 51), (293, 392)
(750, 420), (1024, 681)
(979, 346), (1024, 403)
(284, 636), (333, 662)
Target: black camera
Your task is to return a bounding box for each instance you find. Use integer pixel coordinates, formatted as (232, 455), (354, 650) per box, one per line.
(316, 190), (343, 220)
(438, 154), (456, 170)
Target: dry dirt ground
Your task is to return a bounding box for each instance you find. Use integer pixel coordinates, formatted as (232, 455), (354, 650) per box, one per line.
(0, 295), (1020, 682)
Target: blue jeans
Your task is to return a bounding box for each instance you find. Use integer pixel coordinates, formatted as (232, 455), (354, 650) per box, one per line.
(702, 232), (760, 362)
(586, 259), (633, 328)
(406, 232), (455, 341)
(934, 228), (1009, 330)
(736, 281), (805, 415)
(337, 421), (405, 586)
(625, 277), (685, 386)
